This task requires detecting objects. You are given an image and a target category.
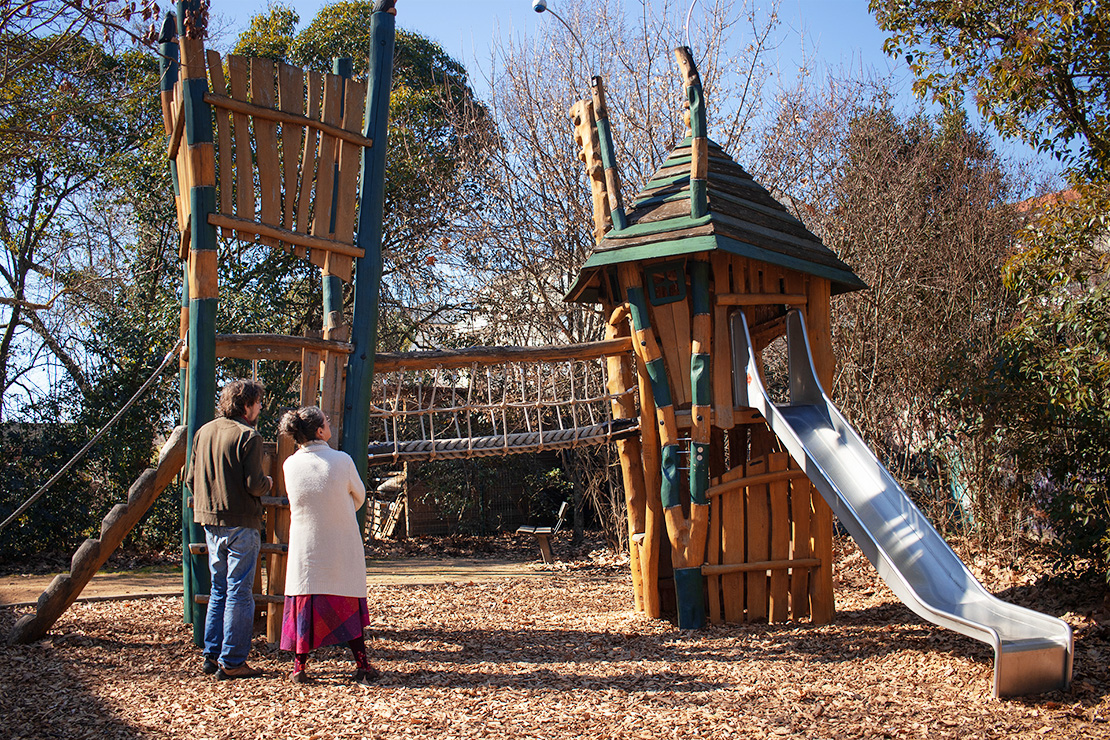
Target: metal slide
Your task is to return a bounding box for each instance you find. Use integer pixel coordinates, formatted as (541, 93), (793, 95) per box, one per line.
(730, 309), (1073, 697)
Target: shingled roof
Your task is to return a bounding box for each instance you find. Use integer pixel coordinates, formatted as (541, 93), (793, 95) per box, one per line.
(566, 136), (867, 302)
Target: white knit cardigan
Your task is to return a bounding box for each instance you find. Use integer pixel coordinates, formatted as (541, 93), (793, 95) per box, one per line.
(282, 441), (367, 598)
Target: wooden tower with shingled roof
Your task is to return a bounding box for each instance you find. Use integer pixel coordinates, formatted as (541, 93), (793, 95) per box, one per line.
(565, 48), (866, 627)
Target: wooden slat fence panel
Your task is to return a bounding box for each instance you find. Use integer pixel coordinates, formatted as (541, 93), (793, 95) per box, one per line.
(310, 74), (343, 273)
(296, 70), (323, 244)
(251, 57), (281, 251)
(226, 55), (255, 228)
(768, 451), (791, 622)
(277, 63), (305, 238)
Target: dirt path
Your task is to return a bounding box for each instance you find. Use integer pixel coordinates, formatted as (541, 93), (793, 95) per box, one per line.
(0, 557), (549, 607)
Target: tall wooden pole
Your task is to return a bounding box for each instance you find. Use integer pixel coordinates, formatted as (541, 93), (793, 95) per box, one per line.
(589, 77), (627, 231)
(341, 1), (396, 529)
(158, 13), (196, 626)
(177, 0), (216, 643)
(675, 47), (708, 220)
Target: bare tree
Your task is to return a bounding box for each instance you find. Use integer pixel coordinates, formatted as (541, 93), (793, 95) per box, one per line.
(455, 0), (782, 347)
(754, 71), (1030, 540)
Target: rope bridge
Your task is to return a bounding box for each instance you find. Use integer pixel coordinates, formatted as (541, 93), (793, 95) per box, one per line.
(366, 339), (640, 466)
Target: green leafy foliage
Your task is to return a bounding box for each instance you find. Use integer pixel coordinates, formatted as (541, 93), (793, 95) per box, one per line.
(411, 455), (570, 535)
(870, 0), (1110, 175)
(956, 184), (1110, 572)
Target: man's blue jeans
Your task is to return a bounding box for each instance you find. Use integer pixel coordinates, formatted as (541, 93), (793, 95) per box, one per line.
(202, 525), (260, 668)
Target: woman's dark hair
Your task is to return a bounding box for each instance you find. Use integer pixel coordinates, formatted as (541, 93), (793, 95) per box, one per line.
(278, 406), (327, 445)
(217, 380), (265, 420)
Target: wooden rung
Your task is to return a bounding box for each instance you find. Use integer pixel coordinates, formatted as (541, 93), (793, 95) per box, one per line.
(706, 468), (808, 498)
(631, 532), (646, 545)
(701, 557), (820, 576)
(716, 293), (807, 307)
(208, 212), (365, 259)
(195, 593), (284, 605)
(203, 92), (373, 149)
(188, 542), (289, 555)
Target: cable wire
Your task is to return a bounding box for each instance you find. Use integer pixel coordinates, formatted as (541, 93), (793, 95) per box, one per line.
(0, 337), (186, 534)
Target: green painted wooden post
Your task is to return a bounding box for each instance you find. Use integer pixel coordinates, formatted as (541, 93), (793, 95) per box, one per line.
(341, 2), (396, 530)
(677, 259), (712, 630)
(176, 0), (216, 645)
(159, 15), (197, 626)
(590, 76), (627, 231)
(679, 47), (708, 220)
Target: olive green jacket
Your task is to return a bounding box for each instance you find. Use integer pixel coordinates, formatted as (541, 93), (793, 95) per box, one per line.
(186, 416), (271, 529)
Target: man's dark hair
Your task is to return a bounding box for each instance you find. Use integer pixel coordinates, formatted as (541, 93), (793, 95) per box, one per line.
(217, 380), (265, 420)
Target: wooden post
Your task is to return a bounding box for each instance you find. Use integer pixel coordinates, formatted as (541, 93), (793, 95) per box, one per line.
(675, 47), (708, 220)
(604, 303), (647, 611)
(319, 58), (353, 445)
(590, 76), (627, 231)
(159, 18), (198, 625)
(678, 258), (713, 629)
(568, 98), (611, 244)
(341, 2), (396, 532)
(805, 276), (835, 623)
(176, 0), (217, 644)
(621, 263), (708, 627)
(266, 432), (296, 642)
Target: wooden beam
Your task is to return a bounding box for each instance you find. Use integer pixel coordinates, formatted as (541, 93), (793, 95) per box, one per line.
(213, 333), (352, 363)
(717, 292), (807, 307)
(203, 92), (373, 148)
(372, 337), (634, 372)
(702, 557), (821, 576)
(707, 467), (809, 499)
(208, 212), (365, 259)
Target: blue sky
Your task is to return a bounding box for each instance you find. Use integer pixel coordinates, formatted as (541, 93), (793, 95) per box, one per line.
(214, 1), (902, 85)
(210, 1), (1058, 179)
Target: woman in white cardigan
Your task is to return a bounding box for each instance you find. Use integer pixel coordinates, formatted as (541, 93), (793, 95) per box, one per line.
(277, 406), (377, 684)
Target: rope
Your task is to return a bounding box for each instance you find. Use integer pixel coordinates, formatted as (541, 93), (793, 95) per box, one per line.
(365, 354), (640, 466)
(0, 337), (186, 534)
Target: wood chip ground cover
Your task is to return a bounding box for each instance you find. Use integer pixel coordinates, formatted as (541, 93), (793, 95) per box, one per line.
(1, 537), (1107, 739)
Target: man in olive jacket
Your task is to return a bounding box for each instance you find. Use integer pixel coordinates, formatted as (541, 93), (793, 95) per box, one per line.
(186, 379), (272, 679)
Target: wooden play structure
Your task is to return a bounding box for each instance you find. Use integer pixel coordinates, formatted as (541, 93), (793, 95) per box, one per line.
(11, 0), (864, 639)
(562, 51), (865, 626)
(7, 0), (1071, 699)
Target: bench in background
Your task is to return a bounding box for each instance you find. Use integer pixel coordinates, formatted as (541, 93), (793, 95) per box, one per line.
(517, 501), (570, 564)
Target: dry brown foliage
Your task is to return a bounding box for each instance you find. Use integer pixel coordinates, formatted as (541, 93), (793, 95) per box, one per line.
(1, 537), (1107, 739)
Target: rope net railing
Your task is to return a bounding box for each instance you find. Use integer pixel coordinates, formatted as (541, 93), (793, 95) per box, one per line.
(366, 353), (639, 466)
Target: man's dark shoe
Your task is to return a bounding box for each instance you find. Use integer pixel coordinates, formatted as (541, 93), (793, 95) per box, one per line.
(217, 662), (263, 680)
(352, 665), (380, 685)
(201, 657), (219, 675)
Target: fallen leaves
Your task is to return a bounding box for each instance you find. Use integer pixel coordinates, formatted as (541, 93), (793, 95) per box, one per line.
(0, 536), (1107, 739)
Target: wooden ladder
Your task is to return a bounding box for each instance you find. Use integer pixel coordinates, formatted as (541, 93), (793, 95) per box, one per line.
(8, 427), (189, 644)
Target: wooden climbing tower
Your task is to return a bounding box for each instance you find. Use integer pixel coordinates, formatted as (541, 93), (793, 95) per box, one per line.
(164, 1), (396, 643)
(565, 50), (866, 626)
